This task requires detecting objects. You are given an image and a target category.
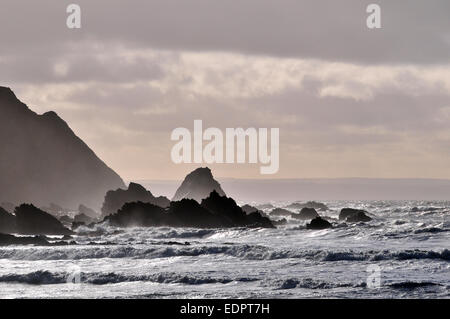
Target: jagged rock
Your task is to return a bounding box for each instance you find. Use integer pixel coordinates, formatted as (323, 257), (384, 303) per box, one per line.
(78, 204), (98, 218)
(106, 201), (166, 227)
(339, 208), (372, 222)
(0, 207), (16, 233)
(167, 199), (232, 228)
(241, 204), (269, 218)
(201, 190), (274, 228)
(292, 207), (320, 220)
(0, 86), (125, 210)
(285, 201), (329, 211)
(105, 191), (274, 229)
(269, 208), (293, 217)
(172, 167), (226, 202)
(306, 217), (332, 230)
(101, 182), (170, 218)
(15, 204), (72, 235)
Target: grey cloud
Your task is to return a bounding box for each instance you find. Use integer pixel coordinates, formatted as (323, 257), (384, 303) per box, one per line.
(0, 0), (449, 64)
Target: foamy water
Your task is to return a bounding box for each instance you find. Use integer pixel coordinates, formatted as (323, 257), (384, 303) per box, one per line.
(0, 200), (449, 298)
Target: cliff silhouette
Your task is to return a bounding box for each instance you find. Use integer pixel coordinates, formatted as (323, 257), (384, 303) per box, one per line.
(0, 86), (125, 209)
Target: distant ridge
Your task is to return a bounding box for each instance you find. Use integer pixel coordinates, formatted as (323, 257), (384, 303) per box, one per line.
(0, 86), (125, 209)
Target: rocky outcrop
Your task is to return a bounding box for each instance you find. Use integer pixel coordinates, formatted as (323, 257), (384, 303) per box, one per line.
(292, 207), (319, 220)
(0, 207), (16, 233)
(241, 204), (268, 218)
(15, 204), (72, 235)
(0, 86), (125, 210)
(201, 191), (273, 228)
(306, 217), (332, 230)
(105, 191), (274, 229)
(101, 182), (170, 218)
(339, 208), (372, 222)
(106, 202), (166, 227)
(172, 167), (226, 202)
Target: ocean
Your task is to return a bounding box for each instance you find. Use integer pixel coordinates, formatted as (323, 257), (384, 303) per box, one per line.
(0, 200), (448, 298)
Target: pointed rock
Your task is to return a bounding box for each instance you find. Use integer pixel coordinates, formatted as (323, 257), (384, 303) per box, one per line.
(172, 167), (226, 202)
(101, 182), (170, 217)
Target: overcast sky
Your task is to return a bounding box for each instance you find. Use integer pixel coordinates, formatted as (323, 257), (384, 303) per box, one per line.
(1, 0), (449, 180)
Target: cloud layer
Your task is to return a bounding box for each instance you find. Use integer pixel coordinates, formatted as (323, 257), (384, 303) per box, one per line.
(0, 1), (449, 180)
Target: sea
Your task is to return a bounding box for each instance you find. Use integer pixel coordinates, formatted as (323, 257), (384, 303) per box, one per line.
(0, 200), (448, 298)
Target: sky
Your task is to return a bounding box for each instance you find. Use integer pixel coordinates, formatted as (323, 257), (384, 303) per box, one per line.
(1, 0), (449, 181)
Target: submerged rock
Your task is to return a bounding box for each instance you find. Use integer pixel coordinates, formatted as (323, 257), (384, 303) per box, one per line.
(339, 208), (372, 222)
(15, 204), (72, 235)
(101, 182), (170, 218)
(292, 207), (320, 220)
(306, 217), (332, 230)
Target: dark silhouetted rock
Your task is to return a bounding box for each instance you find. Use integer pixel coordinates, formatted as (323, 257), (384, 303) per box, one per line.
(78, 204), (97, 218)
(286, 201), (329, 211)
(0, 207), (16, 233)
(292, 207), (320, 220)
(269, 208), (293, 217)
(106, 201), (167, 227)
(172, 167), (226, 202)
(241, 204), (269, 218)
(101, 182), (170, 218)
(15, 204), (72, 235)
(345, 210), (372, 223)
(339, 208), (372, 222)
(0, 86), (125, 210)
(201, 190), (274, 228)
(306, 217), (332, 230)
(167, 199), (232, 228)
(105, 191), (274, 229)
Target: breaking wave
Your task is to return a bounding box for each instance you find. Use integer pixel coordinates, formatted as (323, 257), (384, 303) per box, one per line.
(0, 245), (448, 262)
(0, 270), (257, 286)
